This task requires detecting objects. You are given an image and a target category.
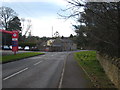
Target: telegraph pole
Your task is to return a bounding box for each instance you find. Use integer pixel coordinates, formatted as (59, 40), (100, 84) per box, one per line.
(52, 26), (53, 38)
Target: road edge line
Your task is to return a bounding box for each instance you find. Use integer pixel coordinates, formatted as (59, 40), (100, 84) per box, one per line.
(58, 53), (70, 88)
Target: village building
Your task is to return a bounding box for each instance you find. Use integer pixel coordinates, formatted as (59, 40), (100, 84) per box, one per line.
(39, 38), (77, 52)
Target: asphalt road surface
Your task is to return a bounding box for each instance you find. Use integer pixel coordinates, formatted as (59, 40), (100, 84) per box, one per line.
(2, 52), (70, 88)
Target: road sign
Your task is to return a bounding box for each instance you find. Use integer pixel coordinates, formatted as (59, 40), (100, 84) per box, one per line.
(12, 31), (19, 53)
(0, 29), (19, 55)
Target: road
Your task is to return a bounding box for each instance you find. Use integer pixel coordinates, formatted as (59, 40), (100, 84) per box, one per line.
(2, 52), (70, 88)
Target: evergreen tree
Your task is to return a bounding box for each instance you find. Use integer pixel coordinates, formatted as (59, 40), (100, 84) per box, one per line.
(62, 0), (120, 57)
(8, 16), (21, 31)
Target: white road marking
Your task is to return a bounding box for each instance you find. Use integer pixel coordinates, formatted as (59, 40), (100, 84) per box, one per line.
(51, 53), (57, 56)
(59, 66), (65, 88)
(3, 68), (28, 80)
(58, 60), (67, 88)
(31, 57), (42, 59)
(58, 53), (69, 88)
(34, 61), (42, 66)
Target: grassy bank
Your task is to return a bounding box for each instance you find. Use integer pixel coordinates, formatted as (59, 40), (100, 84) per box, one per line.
(74, 51), (116, 88)
(1, 52), (44, 63)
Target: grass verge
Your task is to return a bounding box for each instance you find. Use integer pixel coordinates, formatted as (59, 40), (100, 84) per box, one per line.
(74, 51), (116, 88)
(1, 52), (44, 63)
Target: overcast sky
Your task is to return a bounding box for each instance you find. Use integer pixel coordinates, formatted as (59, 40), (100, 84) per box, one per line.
(2, 0), (77, 37)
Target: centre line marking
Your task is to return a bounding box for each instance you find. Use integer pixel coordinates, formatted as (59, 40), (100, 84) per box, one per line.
(34, 61), (42, 66)
(32, 57), (42, 59)
(3, 68), (28, 81)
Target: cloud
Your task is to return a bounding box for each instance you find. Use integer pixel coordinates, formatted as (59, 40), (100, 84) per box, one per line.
(3, 0), (76, 37)
(22, 17), (76, 37)
(2, 0), (68, 6)
(3, 0), (120, 3)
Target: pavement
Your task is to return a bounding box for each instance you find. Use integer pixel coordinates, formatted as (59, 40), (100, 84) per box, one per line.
(1, 50), (33, 56)
(61, 53), (93, 88)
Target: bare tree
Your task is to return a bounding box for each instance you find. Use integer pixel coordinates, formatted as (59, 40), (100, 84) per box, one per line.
(0, 6), (17, 30)
(58, 0), (85, 19)
(20, 18), (25, 35)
